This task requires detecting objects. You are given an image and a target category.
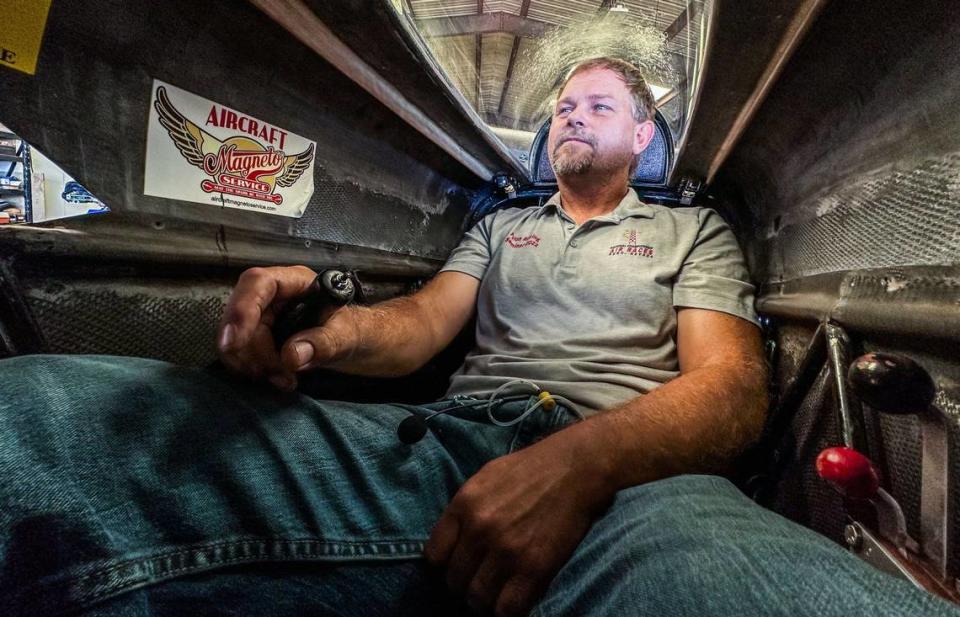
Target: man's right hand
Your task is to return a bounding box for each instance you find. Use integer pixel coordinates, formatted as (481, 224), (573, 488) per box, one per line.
(218, 266), (480, 389)
(217, 265), (352, 391)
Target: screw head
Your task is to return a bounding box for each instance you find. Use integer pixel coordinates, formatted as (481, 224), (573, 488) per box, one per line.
(844, 524), (863, 551)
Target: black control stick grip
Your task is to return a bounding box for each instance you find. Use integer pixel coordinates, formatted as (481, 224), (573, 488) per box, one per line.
(272, 269), (359, 348)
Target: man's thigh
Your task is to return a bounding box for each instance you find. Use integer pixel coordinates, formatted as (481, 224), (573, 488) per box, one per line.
(534, 474), (959, 617)
(0, 355), (504, 615)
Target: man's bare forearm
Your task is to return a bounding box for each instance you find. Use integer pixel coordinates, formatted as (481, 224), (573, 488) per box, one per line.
(544, 357), (768, 494)
(321, 295), (439, 377)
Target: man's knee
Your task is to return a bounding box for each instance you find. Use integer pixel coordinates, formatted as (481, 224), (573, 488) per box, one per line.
(588, 475), (754, 558)
(599, 474), (838, 560)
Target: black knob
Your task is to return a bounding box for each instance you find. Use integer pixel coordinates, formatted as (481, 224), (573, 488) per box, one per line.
(847, 352), (935, 414)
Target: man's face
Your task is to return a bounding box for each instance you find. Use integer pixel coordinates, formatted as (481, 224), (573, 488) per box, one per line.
(547, 68), (653, 179)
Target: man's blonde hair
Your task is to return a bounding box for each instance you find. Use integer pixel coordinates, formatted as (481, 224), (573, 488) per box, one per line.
(560, 57), (657, 123)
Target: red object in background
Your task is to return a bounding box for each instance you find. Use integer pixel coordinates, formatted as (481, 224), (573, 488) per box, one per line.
(816, 447), (881, 499)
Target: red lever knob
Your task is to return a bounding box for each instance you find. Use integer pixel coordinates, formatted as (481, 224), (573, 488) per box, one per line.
(815, 447), (880, 499)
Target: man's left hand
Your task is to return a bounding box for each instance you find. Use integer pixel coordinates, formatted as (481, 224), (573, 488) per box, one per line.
(424, 435), (614, 617)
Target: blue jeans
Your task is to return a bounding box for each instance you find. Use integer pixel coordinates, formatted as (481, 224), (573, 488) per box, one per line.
(0, 355), (956, 616)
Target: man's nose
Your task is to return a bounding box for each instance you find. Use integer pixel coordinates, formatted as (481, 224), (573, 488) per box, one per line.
(566, 107), (587, 128)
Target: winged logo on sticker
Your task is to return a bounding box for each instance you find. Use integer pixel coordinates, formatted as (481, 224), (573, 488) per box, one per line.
(154, 86), (314, 205)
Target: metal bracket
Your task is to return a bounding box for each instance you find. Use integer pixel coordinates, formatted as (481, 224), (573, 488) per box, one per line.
(846, 522), (920, 583)
(493, 172), (517, 198)
(920, 408), (953, 581)
(846, 522), (960, 603)
(679, 178), (702, 205)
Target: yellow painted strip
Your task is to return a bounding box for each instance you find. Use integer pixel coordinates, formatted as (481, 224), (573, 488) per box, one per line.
(0, 0), (54, 75)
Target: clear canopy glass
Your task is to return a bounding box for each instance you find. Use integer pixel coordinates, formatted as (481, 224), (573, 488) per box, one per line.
(392, 0), (712, 170)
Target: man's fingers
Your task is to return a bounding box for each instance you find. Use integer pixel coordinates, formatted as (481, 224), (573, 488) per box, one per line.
(466, 555), (510, 615)
(425, 511), (460, 567)
(219, 266), (316, 352)
(280, 326), (343, 373)
(249, 328), (297, 387)
(495, 576), (543, 617)
(444, 535), (487, 595)
(220, 324), (296, 388)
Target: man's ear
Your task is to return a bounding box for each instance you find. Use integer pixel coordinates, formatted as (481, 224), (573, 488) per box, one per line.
(632, 120), (656, 155)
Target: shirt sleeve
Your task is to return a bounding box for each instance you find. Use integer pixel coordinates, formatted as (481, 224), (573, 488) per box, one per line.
(438, 212), (496, 281)
(672, 208), (759, 326)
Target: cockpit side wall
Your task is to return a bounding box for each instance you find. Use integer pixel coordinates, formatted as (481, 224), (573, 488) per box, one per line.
(712, 0), (960, 572)
(718, 1), (960, 283)
(0, 0), (482, 262)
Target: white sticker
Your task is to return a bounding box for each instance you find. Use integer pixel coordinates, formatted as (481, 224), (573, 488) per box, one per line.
(144, 80), (316, 218)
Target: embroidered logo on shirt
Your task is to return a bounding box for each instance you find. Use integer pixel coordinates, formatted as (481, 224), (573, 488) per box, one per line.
(505, 233), (541, 248)
(608, 229), (654, 257)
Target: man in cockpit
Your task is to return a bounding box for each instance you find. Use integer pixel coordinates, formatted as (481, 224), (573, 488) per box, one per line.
(0, 58), (955, 617)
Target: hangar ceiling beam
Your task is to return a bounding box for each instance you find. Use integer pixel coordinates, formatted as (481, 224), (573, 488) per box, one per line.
(415, 11), (553, 38)
(495, 0), (532, 118)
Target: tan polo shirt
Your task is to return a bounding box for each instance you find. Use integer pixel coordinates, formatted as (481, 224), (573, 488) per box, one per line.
(439, 189), (759, 416)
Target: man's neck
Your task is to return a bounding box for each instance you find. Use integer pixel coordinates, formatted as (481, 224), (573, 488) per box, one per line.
(555, 172), (630, 225)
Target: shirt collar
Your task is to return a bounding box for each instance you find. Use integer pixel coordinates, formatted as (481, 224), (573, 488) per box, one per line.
(539, 188), (655, 222)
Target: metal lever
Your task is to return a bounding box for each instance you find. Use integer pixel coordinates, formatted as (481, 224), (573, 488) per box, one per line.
(819, 326), (920, 555)
(848, 352), (952, 582)
(816, 446), (914, 552)
(824, 322), (867, 451)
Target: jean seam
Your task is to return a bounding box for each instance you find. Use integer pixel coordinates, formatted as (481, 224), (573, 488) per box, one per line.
(80, 542), (422, 601)
(15, 537), (429, 616)
(69, 537), (429, 583)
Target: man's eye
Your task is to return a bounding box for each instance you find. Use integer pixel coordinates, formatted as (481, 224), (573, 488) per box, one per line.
(594, 104), (611, 111)
(556, 107), (572, 115)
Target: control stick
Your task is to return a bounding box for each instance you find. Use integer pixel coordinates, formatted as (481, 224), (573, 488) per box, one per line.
(272, 269), (359, 348)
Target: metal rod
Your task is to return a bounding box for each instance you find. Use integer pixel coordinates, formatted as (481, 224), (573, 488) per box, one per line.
(250, 0), (496, 181)
(705, 0), (829, 183)
(824, 321), (866, 452)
